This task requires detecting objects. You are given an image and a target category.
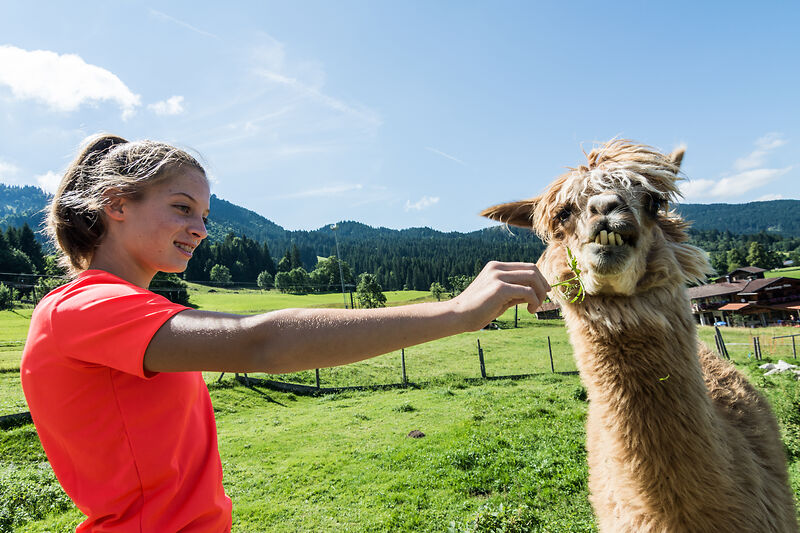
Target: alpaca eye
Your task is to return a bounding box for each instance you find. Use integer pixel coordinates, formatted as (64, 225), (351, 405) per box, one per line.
(556, 207), (572, 224)
(646, 195), (664, 216)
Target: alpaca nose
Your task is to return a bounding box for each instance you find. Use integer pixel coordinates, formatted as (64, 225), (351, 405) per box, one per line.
(587, 193), (625, 216)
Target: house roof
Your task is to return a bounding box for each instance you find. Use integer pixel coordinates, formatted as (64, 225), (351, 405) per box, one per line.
(718, 302), (751, 311)
(688, 277), (799, 300)
(729, 266), (767, 275)
(687, 281), (747, 300)
(737, 277), (783, 295)
(766, 301), (800, 311)
(536, 301), (561, 312)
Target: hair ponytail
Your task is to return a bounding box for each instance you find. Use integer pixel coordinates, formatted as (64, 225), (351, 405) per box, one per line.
(46, 133), (205, 274)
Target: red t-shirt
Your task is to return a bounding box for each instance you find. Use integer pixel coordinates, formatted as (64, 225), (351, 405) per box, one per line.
(20, 270), (232, 532)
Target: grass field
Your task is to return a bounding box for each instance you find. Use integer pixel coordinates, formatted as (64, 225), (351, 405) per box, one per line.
(767, 266), (800, 280)
(2, 288), (800, 531)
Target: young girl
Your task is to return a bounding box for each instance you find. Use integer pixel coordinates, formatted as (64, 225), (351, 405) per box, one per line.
(20, 134), (549, 532)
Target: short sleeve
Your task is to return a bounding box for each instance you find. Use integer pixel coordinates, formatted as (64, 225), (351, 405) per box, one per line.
(52, 279), (188, 378)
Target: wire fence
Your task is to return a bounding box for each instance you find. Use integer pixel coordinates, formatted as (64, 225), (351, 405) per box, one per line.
(213, 333), (578, 396)
(713, 327), (800, 362)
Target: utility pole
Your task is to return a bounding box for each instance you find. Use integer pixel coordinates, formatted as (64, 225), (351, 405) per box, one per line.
(331, 224), (348, 308)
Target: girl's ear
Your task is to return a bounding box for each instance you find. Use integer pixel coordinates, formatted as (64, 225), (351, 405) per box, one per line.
(480, 199), (538, 229)
(103, 194), (127, 222)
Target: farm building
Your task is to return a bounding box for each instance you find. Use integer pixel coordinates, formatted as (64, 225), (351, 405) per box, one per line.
(688, 267), (800, 327)
(534, 300), (562, 319)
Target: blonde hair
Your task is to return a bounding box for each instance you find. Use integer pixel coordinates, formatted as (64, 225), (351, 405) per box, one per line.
(46, 133), (206, 274)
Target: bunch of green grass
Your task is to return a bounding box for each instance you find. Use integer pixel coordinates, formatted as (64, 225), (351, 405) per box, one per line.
(549, 247), (586, 303)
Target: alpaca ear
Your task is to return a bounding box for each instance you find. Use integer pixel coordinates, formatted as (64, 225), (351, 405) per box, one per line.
(480, 200), (537, 229)
(669, 146), (686, 170)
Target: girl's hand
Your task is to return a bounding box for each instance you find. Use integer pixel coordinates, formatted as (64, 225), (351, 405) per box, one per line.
(451, 261), (550, 331)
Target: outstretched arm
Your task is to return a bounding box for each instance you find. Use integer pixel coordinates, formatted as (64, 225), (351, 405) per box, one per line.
(143, 261), (549, 374)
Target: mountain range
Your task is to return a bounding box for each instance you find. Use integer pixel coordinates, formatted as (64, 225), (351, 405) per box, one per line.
(2, 183), (799, 252)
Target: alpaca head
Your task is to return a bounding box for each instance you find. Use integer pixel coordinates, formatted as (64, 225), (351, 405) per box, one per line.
(482, 139), (711, 300)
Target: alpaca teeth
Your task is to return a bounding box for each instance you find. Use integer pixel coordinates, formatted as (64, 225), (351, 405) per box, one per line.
(595, 234), (601, 244)
(615, 233), (624, 246)
(600, 230), (608, 245)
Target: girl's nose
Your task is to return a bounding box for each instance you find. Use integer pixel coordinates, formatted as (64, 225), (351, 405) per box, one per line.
(191, 217), (208, 240)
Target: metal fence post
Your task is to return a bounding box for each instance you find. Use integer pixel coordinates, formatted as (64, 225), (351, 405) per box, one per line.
(548, 336), (555, 373)
(477, 339), (486, 378)
(401, 348), (407, 385)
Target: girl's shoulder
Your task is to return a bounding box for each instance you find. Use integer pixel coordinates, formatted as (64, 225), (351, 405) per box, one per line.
(37, 270), (167, 319)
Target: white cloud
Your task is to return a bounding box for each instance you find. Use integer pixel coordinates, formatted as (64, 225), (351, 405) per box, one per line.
(250, 33), (380, 129)
(680, 168), (792, 201)
(35, 171), (61, 194)
(425, 147), (465, 165)
(148, 95), (185, 115)
(680, 133), (793, 202)
(679, 179), (716, 200)
(757, 193), (784, 201)
(148, 9), (220, 40)
(280, 184), (364, 199)
(405, 196), (440, 211)
(0, 45), (141, 119)
(733, 132), (787, 171)
(710, 167), (792, 196)
(0, 159), (20, 180)
(256, 69), (380, 127)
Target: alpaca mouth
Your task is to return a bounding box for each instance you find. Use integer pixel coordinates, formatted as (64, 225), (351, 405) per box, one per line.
(583, 227), (637, 275)
(587, 226), (638, 248)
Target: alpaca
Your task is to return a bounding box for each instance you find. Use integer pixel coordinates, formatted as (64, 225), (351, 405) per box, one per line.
(482, 140), (798, 532)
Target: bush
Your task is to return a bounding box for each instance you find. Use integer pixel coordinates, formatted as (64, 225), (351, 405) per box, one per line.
(35, 276), (68, 299)
(209, 264), (232, 285)
(430, 281), (445, 301)
(150, 272), (191, 306)
(0, 283), (17, 310)
(256, 270), (274, 290)
(356, 273), (386, 308)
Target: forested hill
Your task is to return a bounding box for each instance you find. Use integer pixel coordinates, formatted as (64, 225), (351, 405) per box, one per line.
(0, 184), (49, 229)
(4, 183), (798, 242)
(674, 200), (800, 236)
(1, 183), (799, 289)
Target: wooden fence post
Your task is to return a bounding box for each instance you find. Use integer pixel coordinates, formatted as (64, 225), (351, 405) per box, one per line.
(752, 337), (763, 361)
(714, 326), (729, 359)
(477, 339), (486, 378)
(793, 336), (797, 359)
(401, 348), (407, 385)
(315, 368), (320, 388)
(548, 336), (555, 373)
(514, 305), (518, 328)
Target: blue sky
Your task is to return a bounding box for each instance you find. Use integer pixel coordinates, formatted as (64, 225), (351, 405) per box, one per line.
(1, 1), (798, 232)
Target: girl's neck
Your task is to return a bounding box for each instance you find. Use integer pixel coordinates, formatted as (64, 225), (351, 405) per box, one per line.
(88, 248), (154, 289)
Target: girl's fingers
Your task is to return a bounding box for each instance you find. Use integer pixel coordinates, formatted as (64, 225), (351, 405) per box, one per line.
(494, 268), (550, 300)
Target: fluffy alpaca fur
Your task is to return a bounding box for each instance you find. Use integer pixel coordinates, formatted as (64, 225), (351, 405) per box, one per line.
(482, 140), (798, 532)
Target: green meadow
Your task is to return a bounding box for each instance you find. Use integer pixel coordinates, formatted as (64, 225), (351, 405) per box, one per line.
(767, 266), (800, 280)
(2, 288), (800, 531)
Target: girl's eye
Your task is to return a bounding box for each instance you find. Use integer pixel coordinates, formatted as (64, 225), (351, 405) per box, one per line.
(175, 205), (190, 214)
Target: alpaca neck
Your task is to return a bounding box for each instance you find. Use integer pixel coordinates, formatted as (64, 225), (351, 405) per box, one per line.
(564, 285), (729, 504)
(564, 285), (701, 391)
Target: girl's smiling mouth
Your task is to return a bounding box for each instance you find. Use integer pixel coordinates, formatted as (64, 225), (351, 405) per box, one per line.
(175, 241), (196, 257)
